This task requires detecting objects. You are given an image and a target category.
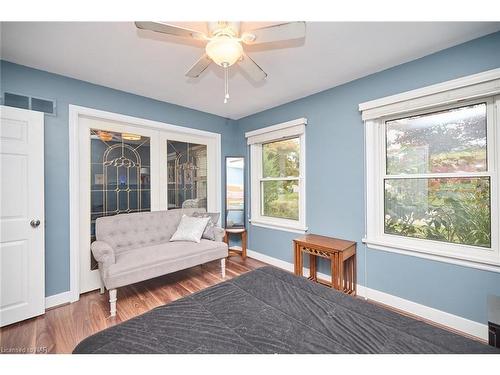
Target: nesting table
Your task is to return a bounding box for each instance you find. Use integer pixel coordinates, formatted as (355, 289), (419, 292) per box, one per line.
(293, 234), (356, 295)
(223, 228), (247, 259)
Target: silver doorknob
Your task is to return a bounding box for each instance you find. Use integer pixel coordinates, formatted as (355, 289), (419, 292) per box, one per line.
(30, 219), (41, 228)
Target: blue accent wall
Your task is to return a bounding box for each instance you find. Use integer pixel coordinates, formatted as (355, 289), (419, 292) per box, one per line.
(0, 60), (238, 297)
(235, 31), (500, 324)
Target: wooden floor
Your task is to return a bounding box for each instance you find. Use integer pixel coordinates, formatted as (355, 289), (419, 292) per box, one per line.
(0, 256), (267, 354)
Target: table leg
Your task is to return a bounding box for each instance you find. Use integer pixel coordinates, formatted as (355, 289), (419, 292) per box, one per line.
(331, 253), (337, 289)
(338, 253), (344, 292)
(297, 246), (303, 277)
(309, 253), (317, 281)
(241, 230), (247, 259)
(346, 257), (350, 293)
(353, 254), (357, 295)
(293, 243), (297, 274)
(349, 256), (353, 293)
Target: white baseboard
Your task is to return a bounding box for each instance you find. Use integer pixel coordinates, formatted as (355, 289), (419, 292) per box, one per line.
(247, 248), (488, 341)
(247, 249), (331, 280)
(356, 285), (488, 341)
(45, 291), (72, 309)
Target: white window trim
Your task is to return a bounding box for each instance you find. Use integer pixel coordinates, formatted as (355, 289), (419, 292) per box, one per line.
(246, 118), (308, 233)
(359, 68), (500, 272)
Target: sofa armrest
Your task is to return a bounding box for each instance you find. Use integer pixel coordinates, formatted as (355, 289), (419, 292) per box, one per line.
(213, 227), (225, 243)
(91, 240), (116, 267)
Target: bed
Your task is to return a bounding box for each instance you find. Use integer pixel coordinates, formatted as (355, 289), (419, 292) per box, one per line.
(73, 266), (498, 354)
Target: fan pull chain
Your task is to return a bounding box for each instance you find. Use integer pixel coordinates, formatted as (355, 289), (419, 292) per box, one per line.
(223, 64), (230, 104)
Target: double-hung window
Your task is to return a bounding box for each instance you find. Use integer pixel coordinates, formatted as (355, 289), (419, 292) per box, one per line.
(361, 69), (500, 270)
(246, 118), (307, 232)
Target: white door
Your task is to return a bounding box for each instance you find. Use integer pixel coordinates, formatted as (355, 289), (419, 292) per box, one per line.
(0, 106), (45, 327)
(78, 116), (159, 293)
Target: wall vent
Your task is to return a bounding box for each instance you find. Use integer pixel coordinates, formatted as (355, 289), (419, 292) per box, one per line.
(3, 92), (56, 116)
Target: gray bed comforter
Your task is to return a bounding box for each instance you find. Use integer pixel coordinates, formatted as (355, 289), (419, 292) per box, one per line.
(73, 266), (499, 354)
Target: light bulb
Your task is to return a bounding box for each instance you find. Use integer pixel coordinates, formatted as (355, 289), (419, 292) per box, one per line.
(206, 36), (243, 67)
(122, 133), (141, 141)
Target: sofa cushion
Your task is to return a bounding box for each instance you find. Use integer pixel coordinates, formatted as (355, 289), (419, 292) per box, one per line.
(191, 212), (220, 241)
(170, 215), (210, 243)
(102, 240), (228, 289)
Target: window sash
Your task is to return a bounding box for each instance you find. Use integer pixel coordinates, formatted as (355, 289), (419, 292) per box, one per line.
(383, 176), (492, 248)
(384, 102), (488, 176)
(259, 176), (300, 181)
(383, 172), (491, 179)
(260, 178), (301, 220)
(261, 137), (301, 179)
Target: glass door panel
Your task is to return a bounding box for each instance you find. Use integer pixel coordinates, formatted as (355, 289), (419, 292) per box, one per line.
(167, 140), (207, 209)
(90, 129), (151, 270)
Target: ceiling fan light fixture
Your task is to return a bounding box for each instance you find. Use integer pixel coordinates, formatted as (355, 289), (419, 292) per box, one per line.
(205, 36), (243, 67)
(136, 21), (306, 104)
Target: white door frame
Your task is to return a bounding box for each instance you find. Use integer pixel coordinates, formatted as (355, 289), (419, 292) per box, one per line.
(68, 105), (221, 302)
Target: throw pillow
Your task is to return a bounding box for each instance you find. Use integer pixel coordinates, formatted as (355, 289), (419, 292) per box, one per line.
(170, 215), (211, 243)
(191, 212), (220, 241)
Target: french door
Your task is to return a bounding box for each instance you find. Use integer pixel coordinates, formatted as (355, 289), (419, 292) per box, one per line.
(77, 114), (219, 294)
(159, 131), (218, 213)
(78, 116), (159, 293)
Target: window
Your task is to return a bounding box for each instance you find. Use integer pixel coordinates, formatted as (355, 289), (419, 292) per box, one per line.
(361, 69), (500, 270)
(246, 118), (307, 232)
(262, 138), (300, 220)
(384, 103), (491, 248)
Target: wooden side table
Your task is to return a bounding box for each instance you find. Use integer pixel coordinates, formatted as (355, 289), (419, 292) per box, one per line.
(293, 234), (356, 295)
(223, 228), (247, 259)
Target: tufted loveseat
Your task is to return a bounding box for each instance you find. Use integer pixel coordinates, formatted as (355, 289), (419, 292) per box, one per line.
(91, 208), (228, 316)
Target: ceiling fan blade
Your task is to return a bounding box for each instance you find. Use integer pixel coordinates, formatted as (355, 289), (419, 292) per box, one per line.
(241, 22), (306, 45)
(238, 53), (267, 81)
(185, 54), (212, 78)
(135, 22), (206, 40)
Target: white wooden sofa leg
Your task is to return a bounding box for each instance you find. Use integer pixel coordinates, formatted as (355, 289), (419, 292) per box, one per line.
(100, 283), (105, 295)
(221, 258), (226, 279)
(109, 289), (117, 317)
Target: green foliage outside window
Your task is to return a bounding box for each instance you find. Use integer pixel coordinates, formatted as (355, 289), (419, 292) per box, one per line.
(385, 178), (491, 248)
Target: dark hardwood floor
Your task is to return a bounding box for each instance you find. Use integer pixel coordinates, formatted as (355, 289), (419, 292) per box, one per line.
(0, 256), (267, 354)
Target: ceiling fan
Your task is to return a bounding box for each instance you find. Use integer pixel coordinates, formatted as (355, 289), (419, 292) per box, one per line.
(135, 21), (306, 103)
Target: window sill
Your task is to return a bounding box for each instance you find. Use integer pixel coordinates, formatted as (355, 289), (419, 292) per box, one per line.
(250, 219), (308, 234)
(363, 237), (500, 274)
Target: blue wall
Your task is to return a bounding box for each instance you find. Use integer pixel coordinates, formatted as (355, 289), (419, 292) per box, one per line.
(0, 60), (238, 297)
(235, 31), (500, 324)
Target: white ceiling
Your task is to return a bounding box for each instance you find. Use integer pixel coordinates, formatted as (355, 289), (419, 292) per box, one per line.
(1, 22), (499, 119)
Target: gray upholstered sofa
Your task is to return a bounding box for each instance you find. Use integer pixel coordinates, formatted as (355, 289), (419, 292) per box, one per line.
(91, 208), (228, 316)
